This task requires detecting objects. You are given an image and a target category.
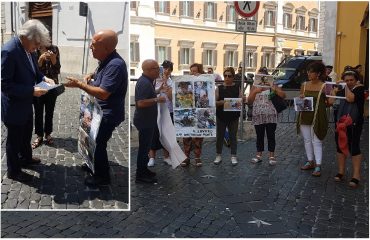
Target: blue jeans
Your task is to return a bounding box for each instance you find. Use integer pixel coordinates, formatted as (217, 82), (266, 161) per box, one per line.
(137, 127), (155, 175)
(94, 118), (116, 179)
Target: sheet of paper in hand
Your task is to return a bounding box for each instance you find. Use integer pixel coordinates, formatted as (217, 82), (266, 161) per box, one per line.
(294, 97), (314, 111)
(35, 81), (62, 90)
(324, 82), (346, 99)
(224, 98), (242, 111)
(253, 74), (274, 88)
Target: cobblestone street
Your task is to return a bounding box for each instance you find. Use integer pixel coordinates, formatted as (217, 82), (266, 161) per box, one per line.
(1, 108), (368, 237)
(1, 74), (129, 210)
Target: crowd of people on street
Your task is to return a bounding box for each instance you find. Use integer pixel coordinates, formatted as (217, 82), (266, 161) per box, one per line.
(1, 19), (366, 191)
(134, 58), (366, 189)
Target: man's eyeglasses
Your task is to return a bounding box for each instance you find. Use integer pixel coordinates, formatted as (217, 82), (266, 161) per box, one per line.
(224, 74), (233, 78)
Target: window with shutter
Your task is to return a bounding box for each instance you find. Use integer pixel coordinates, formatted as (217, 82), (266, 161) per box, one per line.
(130, 1), (137, 10)
(181, 2), (194, 17)
(233, 52), (238, 68)
(205, 2), (216, 20)
(29, 2), (52, 18)
(226, 5), (236, 23)
(130, 42), (140, 63)
(270, 53), (275, 69)
(253, 52), (258, 68)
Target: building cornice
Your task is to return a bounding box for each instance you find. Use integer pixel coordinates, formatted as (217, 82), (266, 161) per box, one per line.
(275, 33), (318, 43)
(131, 16), (155, 27)
(154, 19), (318, 42)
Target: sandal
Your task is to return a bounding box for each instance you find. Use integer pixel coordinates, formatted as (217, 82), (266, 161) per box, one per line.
(349, 178), (360, 188)
(31, 137), (43, 149)
(195, 158), (202, 167)
(180, 158), (190, 167)
(312, 166), (321, 177)
(268, 157), (277, 166)
(45, 135), (54, 145)
(334, 173), (344, 182)
(301, 161), (315, 170)
(251, 155), (262, 164)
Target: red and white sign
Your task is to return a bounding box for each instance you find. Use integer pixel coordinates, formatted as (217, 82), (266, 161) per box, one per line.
(234, 1), (260, 18)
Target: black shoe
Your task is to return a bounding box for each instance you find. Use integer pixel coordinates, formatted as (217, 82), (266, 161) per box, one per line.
(84, 175), (110, 187)
(145, 168), (157, 177)
(7, 171), (33, 182)
(135, 174), (158, 184)
(81, 163), (93, 175)
(21, 157), (41, 167)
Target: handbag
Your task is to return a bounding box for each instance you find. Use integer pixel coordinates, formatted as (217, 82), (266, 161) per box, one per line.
(269, 90), (287, 113)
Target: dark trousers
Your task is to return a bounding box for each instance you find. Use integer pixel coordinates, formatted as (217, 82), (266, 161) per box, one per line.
(254, 123), (277, 152)
(5, 115), (33, 174)
(93, 118), (116, 179)
(137, 127), (155, 175)
(34, 94), (57, 136)
(216, 117), (239, 155)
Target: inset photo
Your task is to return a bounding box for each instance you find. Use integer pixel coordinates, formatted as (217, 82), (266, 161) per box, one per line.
(1, 2), (130, 210)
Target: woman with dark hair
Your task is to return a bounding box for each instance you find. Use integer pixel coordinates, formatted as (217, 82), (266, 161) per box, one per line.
(248, 69), (286, 165)
(297, 61), (328, 177)
(32, 44), (61, 148)
(329, 70), (364, 188)
(181, 63), (205, 167)
(148, 60), (174, 166)
(214, 67), (243, 165)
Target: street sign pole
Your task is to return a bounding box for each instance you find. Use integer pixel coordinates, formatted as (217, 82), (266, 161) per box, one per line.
(240, 31), (246, 140)
(234, 1), (260, 141)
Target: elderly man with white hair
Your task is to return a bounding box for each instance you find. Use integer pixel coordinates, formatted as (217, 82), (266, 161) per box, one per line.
(1, 19), (55, 182)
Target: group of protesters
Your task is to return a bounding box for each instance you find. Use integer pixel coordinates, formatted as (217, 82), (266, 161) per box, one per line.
(134, 59), (365, 189)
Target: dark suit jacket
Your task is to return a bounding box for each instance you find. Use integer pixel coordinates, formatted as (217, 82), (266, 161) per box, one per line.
(1, 37), (44, 125)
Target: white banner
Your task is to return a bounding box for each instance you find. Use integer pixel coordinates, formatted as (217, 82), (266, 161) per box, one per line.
(173, 74), (216, 138)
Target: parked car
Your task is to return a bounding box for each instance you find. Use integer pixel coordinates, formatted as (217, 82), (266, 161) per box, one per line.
(272, 55), (322, 99)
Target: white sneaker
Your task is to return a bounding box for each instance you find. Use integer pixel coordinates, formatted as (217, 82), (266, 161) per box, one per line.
(163, 157), (171, 165)
(231, 156), (238, 166)
(147, 158), (155, 167)
(214, 155), (222, 165)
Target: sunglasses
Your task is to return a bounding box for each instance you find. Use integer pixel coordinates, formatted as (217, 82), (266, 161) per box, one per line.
(224, 74), (233, 78)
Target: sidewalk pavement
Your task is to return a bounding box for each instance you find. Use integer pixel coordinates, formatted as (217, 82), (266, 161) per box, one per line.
(1, 113), (368, 237)
(1, 73), (129, 210)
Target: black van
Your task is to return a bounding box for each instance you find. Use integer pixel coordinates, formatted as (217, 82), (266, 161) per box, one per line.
(272, 55), (322, 99)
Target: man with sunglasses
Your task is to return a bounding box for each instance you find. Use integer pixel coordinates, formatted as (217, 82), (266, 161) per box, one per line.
(134, 59), (167, 183)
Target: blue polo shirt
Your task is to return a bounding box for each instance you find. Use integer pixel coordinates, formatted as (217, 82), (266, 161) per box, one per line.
(91, 50), (128, 126)
(133, 74), (157, 129)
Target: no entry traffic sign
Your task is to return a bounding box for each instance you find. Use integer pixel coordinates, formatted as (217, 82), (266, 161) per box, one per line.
(234, 1), (260, 18)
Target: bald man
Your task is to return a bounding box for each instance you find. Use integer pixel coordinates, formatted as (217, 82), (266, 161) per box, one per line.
(134, 59), (167, 184)
(65, 30), (128, 187)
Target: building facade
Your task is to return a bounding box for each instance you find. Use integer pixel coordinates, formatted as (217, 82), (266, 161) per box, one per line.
(130, 1), (319, 78)
(1, 2), (129, 74)
(319, 1), (368, 88)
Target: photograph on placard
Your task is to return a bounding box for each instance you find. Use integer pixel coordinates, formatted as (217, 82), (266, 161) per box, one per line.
(175, 81), (194, 108)
(224, 98), (243, 111)
(253, 74), (274, 88)
(294, 97), (314, 111)
(324, 82), (347, 99)
(174, 109), (196, 128)
(196, 108), (216, 129)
